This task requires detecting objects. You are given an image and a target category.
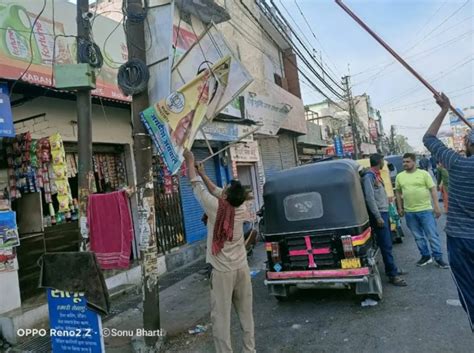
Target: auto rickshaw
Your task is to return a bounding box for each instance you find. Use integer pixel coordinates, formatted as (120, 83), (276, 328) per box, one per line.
(263, 159), (383, 301)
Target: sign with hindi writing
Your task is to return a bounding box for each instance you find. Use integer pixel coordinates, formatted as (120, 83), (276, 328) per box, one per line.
(47, 289), (104, 353)
(230, 141), (260, 162)
(244, 92), (291, 135)
(195, 121), (253, 142)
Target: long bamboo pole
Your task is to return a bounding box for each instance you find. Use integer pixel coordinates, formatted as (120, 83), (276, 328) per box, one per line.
(335, 0), (472, 128)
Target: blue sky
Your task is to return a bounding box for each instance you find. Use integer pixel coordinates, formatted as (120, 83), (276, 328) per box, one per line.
(281, 0), (474, 150)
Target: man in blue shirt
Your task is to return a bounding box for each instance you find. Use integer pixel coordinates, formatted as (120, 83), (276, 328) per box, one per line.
(423, 93), (474, 332)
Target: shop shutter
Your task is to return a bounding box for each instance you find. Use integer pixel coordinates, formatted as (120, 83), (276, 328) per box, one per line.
(258, 137), (282, 179)
(258, 133), (297, 180)
(179, 148), (218, 244)
(278, 133), (297, 169)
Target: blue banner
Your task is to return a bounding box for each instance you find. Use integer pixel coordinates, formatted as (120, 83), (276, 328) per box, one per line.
(0, 83), (15, 138)
(334, 136), (344, 157)
(47, 289), (104, 353)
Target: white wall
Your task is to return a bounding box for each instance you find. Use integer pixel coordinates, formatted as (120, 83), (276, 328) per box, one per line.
(12, 96), (133, 144)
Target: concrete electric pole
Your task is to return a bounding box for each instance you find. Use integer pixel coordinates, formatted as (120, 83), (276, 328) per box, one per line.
(122, 0), (161, 348)
(342, 75), (359, 159)
(390, 125), (396, 154)
(76, 0), (93, 248)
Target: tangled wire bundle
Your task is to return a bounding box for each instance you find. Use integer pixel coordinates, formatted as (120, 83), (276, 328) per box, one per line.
(117, 59), (150, 96)
(78, 39), (103, 69)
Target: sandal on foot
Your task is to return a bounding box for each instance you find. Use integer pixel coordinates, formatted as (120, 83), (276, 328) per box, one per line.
(389, 276), (407, 286)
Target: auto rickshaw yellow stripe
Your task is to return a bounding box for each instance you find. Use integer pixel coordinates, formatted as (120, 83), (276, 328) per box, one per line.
(351, 228), (371, 246)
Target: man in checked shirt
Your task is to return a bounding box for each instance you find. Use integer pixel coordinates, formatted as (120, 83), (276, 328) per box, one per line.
(423, 93), (474, 332)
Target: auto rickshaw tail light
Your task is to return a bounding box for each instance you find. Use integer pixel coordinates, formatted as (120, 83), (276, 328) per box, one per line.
(265, 242), (273, 252)
(341, 235), (355, 258)
(271, 242), (281, 262)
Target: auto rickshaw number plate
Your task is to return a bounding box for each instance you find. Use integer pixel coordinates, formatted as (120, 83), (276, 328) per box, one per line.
(341, 258), (361, 269)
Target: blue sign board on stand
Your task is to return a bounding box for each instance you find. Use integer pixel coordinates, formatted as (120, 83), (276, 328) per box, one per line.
(334, 136), (344, 157)
(47, 289), (104, 353)
(0, 83), (15, 138)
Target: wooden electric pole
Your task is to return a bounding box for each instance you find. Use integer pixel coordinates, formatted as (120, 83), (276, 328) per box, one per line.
(76, 0), (93, 249)
(123, 0), (161, 347)
(342, 75), (359, 159)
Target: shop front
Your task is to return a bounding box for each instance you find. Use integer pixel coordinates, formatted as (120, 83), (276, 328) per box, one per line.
(1, 133), (132, 300)
(2, 95), (137, 305)
(230, 140), (262, 220)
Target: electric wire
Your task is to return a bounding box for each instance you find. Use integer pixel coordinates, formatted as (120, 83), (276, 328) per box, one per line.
(256, 1), (345, 100)
(380, 55), (474, 107)
(353, 29), (474, 87)
(237, 0), (346, 109)
(269, 0), (345, 92)
(382, 89), (474, 112)
(278, 0), (340, 80)
(352, 0), (472, 84)
(293, 0), (342, 78)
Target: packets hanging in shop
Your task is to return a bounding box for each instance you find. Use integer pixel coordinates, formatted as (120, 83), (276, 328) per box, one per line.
(57, 195), (71, 213)
(53, 167), (68, 180)
(49, 133), (63, 151)
(48, 133), (72, 212)
(55, 180), (70, 196)
(51, 150), (66, 165)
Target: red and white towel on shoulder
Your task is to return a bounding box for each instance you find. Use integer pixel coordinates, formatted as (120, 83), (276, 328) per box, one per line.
(87, 190), (133, 269)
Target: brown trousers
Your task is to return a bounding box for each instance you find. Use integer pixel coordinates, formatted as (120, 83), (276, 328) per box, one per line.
(210, 266), (256, 353)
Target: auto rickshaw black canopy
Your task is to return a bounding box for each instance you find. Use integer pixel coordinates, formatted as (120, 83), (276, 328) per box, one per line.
(263, 159), (369, 236)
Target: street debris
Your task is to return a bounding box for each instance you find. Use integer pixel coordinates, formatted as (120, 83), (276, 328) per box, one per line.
(188, 325), (208, 335)
(291, 324), (302, 330)
(361, 298), (379, 307)
(446, 299), (462, 307)
(250, 270), (260, 278)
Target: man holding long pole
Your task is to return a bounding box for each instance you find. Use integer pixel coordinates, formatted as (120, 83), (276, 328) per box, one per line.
(182, 149), (256, 353)
(423, 93), (474, 332)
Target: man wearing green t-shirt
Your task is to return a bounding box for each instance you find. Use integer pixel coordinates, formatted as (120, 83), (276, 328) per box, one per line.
(395, 153), (449, 268)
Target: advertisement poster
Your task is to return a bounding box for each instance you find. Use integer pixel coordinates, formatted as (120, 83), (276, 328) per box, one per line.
(47, 289), (104, 353)
(0, 211), (20, 249)
(0, 1), (130, 102)
(141, 57), (230, 174)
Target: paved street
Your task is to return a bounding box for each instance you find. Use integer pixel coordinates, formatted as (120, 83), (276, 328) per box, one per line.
(163, 214), (473, 353)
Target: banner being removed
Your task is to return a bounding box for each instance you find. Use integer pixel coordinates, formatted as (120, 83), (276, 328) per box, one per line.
(141, 57), (231, 175)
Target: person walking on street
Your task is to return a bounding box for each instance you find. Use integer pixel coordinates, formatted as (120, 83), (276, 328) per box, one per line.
(437, 162), (449, 213)
(361, 154), (407, 286)
(423, 92), (474, 332)
(183, 149), (256, 353)
(419, 155), (430, 171)
(395, 153), (449, 269)
(430, 155), (438, 178)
